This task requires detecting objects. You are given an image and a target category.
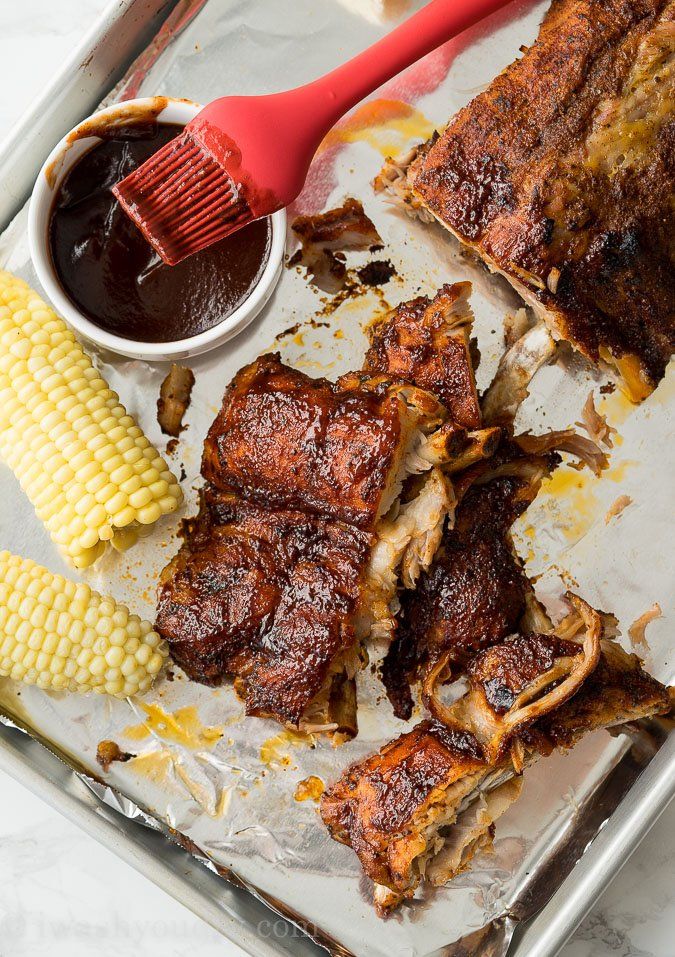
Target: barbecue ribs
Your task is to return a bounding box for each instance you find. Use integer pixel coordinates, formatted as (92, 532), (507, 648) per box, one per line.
(376, 0), (675, 399)
(156, 351), (458, 732)
(364, 282), (481, 429)
(322, 597), (671, 911)
(381, 427), (605, 721)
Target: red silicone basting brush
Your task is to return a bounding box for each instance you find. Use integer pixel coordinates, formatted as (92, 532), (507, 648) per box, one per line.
(114, 0), (512, 266)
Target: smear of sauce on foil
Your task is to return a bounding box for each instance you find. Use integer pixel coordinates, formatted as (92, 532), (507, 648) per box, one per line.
(124, 703), (223, 749)
(294, 775), (325, 802)
(44, 97), (170, 188)
(260, 730), (314, 769)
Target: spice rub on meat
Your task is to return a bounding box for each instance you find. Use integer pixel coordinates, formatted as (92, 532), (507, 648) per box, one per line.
(157, 492), (372, 728)
(201, 353), (439, 529)
(157, 351), (450, 733)
(365, 282), (481, 429)
(322, 598), (671, 912)
(382, 437), (562, 720)
(378, 0), (675, 398)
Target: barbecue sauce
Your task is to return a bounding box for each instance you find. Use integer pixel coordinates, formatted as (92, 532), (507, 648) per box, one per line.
(49, 122), (272, 343)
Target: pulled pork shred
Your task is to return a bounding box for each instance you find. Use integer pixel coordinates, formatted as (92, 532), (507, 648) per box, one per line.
(628, 603), (662, 650)
(577, 392), (617, 449)
(605, 495), (632, 524)
(515, 429), (608, 476)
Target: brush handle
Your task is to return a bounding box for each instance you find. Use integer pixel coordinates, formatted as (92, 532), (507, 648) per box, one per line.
(188, 0), (516, 214)
(302, 0), (512, 127)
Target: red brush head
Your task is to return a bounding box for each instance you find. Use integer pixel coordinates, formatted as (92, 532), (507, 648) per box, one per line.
(113, 129), (255, 266)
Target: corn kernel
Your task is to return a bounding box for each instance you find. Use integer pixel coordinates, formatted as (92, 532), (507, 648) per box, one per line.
(0, 271), (182, 567)
(0, 550), (166, 696)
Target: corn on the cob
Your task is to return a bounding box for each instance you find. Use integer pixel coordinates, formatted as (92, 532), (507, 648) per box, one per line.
(0, 270), (182, 568)
(0, 550), (166, 696)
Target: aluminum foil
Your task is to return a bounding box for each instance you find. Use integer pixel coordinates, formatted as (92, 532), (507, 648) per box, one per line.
(0, 1), (673, 955)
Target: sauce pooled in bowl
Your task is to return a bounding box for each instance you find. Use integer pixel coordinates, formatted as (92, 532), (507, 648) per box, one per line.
(49, 122), (272, 343)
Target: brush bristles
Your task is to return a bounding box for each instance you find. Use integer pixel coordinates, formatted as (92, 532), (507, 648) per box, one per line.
(113, 131), (254, 266)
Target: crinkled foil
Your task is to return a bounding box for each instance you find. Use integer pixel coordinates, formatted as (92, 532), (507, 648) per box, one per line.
(0, 2), (673, 955)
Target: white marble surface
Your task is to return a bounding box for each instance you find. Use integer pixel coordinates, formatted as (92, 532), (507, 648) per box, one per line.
(0, 2), (673, 955)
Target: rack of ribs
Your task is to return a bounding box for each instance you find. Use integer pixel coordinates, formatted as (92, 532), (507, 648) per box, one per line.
(375, 0), (675, 399)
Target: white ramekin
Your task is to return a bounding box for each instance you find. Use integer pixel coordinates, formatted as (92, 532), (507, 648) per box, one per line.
(28, 97), (286, 361)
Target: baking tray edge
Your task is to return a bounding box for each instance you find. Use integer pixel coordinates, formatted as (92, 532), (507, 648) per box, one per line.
(516, 733), (675, 956)
(0, 720), (326, 957)
(0, 0), (178, 230)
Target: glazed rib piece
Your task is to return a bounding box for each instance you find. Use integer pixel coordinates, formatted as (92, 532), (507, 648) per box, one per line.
(322, 597), (671, 912)
(323, 718), (491, 906)
(157, 492), (371, 728)
(377, 0), (675, 398)
(382, 434), (566, 720)
(352, 282), (501, 479)
(202, 353), (444, 528)
(364, 283), (481, 429)
(157, 352), (452, 732)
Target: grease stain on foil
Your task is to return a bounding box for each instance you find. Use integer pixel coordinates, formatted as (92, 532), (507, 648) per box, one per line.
(127, 745), (236, 818)
(260, 730), (314, 770)
(537, 457), (638, 546)
(516, 524), (537, 565)
(294, 775), (325, 802)
(320, 99), (435, 159)
(124, 703), (223, 749)
(598, 389), (638, 430)
(540, 468), (601, 544)
(0, 681), (31, 725)
(128, 748), (175, 786)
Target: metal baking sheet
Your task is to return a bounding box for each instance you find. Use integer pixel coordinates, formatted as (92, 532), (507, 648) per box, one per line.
(0, 2), (673, 955)
(0, 0), (180, 230)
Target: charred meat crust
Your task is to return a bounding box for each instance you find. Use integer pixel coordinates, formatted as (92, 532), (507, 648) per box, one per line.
(472, 633), (583, 714)
(322, 630), (670, 901)
(156, 491), (373, 724)
(382, 464), (548, 719)
(364, 283), (481, 430)
(409, 0), (675, 390)
(290, 198), (381, 252)
(202, 353), (409, 530)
